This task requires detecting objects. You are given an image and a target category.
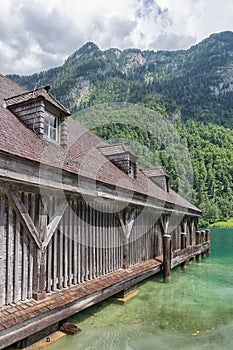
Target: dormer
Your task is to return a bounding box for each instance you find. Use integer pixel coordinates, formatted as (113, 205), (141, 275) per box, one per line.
(98, 142), (138, 179)
(142, 168), (170, 192)
(4, 86), (70, 148)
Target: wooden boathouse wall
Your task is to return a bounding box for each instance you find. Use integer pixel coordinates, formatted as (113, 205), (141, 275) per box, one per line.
(0, 185), (200, 308)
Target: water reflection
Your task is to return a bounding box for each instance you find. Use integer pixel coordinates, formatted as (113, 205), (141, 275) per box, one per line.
(49, 229), (233, 350)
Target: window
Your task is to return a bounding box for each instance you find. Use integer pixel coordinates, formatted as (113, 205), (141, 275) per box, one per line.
(44, 111), (58, 141)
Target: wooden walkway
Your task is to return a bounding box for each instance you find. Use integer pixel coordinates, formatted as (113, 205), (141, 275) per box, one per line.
(0, 257), (163, 349)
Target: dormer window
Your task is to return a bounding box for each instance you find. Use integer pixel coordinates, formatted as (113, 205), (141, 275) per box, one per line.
(44, 111), (58, 142)
(142, 168), (170, 192)
(4, 86), (70, 148)
(98, 142), (138, 179)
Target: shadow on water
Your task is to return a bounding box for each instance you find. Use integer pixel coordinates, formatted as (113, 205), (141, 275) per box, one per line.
(49, 228), (233, 350)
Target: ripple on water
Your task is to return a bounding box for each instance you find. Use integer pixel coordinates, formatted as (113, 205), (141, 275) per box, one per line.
(48, 229), (233, 350)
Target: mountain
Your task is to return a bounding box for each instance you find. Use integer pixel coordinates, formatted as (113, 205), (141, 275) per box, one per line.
(8, 31), (233, 128)
(7, 32), (233, 225)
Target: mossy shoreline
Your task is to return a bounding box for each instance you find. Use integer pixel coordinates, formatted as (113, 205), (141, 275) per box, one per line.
(209, 218), (233, 228)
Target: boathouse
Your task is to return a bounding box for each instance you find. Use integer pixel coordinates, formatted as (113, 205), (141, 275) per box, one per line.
(0, 75), (210, 349)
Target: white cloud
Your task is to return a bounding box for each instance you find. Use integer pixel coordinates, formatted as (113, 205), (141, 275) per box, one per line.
(0, 0), (233, 74)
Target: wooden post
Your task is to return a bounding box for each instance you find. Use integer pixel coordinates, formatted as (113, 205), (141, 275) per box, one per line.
(195, 230), (200, 245)
(123, 238), (129, 269)
(196, 253), (201, 262)
(163, 234), (171, 282)
(32, 249), (46, 300)
(180, 232), (188, 269)
(118, 209), (135, 269)
(180, 232), (186, 249)
(201, 230), (205, 244)
(205, 229), (211, 242)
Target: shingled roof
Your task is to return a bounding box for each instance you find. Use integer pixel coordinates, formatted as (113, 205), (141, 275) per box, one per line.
(142, 168), (169, 178)
(98, 142), (138, 159)
(4, 85), (70, 115)
(0, 74), (201, 215)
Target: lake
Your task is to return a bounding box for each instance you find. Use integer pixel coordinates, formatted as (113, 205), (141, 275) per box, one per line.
(49, 228), (233, 350)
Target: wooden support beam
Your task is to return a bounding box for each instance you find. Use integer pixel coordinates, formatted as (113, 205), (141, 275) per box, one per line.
(118, 209), (136, 240)
(42, 199), (68, 251)
(5, 190), (42, 249)
(118, 209), (136, 269)
(32, 250), (46, 300)
(159, 214), (170, 235)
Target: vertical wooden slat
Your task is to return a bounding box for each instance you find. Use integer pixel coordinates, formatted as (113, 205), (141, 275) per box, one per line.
(89, 204), (93, 280)
(63, 208), (68, 288)
(112, 213), (116, 272)
(73, 200), (78, 285)
(92, 206), (96, 279)
(6, 203), (13, 304)
(77, 200), (81, 284)
(103, 208), (106, 275)
(109, 212), (112, 272)
(0, 193), (5, 307)
(99, 207), (103, 277)
(96, 204), (100, 278)
(86, 203), (89, 280)
(46, 197), (52, 292)
(13, 213), (20, 303)
(58, 213), (63, 289)
(81, 201), (86, 282)
(68, 202), (73, 286)
(52, 197), (58, 291)
(28, 193), (35, 298)
(22, 227), (28, 301)
(28, 240), (34, 298)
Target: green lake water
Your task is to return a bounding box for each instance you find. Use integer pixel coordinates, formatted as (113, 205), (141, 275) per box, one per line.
(49, 228), (233, 350)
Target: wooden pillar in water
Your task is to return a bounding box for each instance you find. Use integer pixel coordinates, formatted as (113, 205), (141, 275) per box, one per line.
(180, 232), (188, 269)
(206, 229), (211, 242)
(163, 234), (171, 282)
(195, 230), (201, 261)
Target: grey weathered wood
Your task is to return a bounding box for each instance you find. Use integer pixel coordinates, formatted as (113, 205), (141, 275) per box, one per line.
(0, 192), (5, 307)
(84, 203), (89, 281)
(52, 197), (58, 291)
(46, 197), (52, 292)
(58, 217), (63, 289)
(180, 232), (187, 249)
(73, 201), (78, 285)
(63, 208), (68, 288)
(28, 240), (34, 298)
(42, 199), (68, 250)
(96, 205), (100, 278)
(77, 201), (81, 284)
(22, 230), (28, 301)
(13, 215), (20, 303)
(89, 205), (93, 280)
(6, 205), (13, 304)
(81, 202), (86, 282)
(163, 234), (171, 282)
(68, 203), (73, 286)
(6, 191), (41, 248)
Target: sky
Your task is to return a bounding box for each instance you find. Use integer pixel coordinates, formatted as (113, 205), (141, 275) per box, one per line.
(1, 0), (233, 75)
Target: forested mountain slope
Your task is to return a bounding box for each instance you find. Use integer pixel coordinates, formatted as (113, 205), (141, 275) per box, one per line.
(7, 31), (233, 225)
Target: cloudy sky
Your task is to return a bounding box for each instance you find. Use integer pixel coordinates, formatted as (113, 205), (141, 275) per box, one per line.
(1, 0), (233, 75)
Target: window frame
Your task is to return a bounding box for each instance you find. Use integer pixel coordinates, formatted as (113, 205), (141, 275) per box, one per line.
(44, 110), (59, 143)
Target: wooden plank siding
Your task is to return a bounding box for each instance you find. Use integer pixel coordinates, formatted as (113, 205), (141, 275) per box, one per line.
(0, 186), (200, 308)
